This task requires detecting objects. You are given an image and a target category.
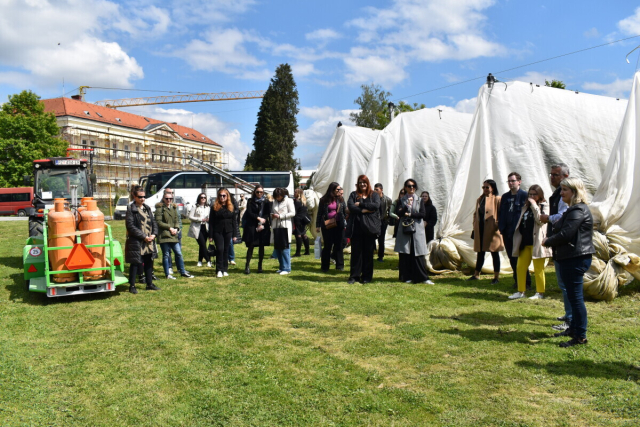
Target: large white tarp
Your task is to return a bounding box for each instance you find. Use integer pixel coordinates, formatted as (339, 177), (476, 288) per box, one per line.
(311, 125), (380, 196)
(364, 107), (473, 213)
(431, 80), (628, 274)
(585, 72), (640, 300)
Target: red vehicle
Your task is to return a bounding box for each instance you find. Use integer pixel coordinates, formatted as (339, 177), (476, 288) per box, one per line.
(0, 187), (34, 216)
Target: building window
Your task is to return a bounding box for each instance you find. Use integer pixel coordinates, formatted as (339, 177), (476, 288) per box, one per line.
(124, 144), (130, 160)
(151, 148), (155, 162)
(82, 139), (87, 146)
(112, 142), (118, 159)
(135, 146), (140, 160)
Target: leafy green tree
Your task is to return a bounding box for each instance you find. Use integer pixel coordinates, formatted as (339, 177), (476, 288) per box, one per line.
(0, 90), (66, 187)
(376, 101), (426, 129)
(545, 79), (566, 89)
(350, 83), (392, 129)
(245, 64), (300, 180)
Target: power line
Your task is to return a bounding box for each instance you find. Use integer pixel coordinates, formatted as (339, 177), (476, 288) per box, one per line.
(394, 34), (640, 102)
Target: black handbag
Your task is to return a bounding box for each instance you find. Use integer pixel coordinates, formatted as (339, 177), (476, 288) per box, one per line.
(273, 228), (289, 250)
(401, 218), (416, 234)
(360, 211), (381, 237)
(207, 244), (216, 256)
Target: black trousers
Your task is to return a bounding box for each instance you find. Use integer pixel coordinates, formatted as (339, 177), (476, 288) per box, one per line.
(322, 226), (344, 270)
(376, 222), (388, 259)
(399, 235), (429, 282)
(129, 253), (153, 287)
(476, 251), (501, 273)
(195, 229), (210, 263)
(349, 229), (376, 282)
(504, 232), (530, 285)
(212, 231), (232, 273)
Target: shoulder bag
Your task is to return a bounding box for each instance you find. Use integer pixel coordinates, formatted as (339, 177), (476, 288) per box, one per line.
(401, 218), (416, 234)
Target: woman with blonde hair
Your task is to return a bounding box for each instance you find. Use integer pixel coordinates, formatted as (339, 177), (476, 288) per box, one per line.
(543, 177), (594, 347)
(508, 184), (552, 300)
(292, 188), (310, 257)
(208, 188), (240, 278)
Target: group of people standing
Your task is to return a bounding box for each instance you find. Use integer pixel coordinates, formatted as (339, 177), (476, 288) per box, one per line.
(468, 163), (594, 347)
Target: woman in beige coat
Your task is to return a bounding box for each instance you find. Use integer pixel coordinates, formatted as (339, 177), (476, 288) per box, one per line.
(468, 179), (504, 284)
(508, 184), (553, 300)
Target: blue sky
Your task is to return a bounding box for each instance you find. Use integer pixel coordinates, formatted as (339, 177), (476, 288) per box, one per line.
(1, 0), (640, 169)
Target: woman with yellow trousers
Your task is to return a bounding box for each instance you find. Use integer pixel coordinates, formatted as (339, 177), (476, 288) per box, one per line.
(508, 184), (552, 300)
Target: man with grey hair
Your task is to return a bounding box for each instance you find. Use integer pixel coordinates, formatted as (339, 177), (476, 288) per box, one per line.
(540, 163), (570, 331)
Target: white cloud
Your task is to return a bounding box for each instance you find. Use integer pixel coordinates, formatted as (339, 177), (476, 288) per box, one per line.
(583, 78), (632, 99)
(171, 0), (257, 24)
(618, 7), (640, 35)
(509, 71), (561, 86)
(453, 97), (477, 114)
(583, 27), (600, 38)
(344, 51), (408, 87)
(305, 28), (341, 44)
(0, 0), (144, 89)
(144, 107), (253, 170)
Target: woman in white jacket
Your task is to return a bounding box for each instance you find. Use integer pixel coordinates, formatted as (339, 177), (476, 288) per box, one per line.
(271, 187), (296, 275)
(187, 192), (211, 267)
(508, 184), (553, 300)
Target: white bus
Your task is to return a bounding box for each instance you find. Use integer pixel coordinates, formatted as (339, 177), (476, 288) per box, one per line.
(139, 170), (294, 211)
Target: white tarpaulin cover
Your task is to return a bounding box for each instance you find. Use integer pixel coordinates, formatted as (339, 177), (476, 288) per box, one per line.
(364, 107), (473, 214)
(431, 80), (628, 274)
(586, 72), (640, 300)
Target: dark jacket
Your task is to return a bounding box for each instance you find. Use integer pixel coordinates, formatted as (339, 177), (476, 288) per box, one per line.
(293, 199), (310, 228)
(424, 203), (438, 243)
(316, 197), (346, 230)
(155, 202), (180, 243)
(379, 195), (393, 224)
(208, 204), (240, 239)
(498, 189), (528, 236)
(346, 191), (381, 238)
(547, 187), (562, 238)
(125, 202), (158, 264)
(543, 203), (595, 261)
(242, 197), (272, 246)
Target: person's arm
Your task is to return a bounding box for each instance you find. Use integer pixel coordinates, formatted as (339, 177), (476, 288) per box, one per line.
(361, 192), (381, 211)
(389, 200), (399, 220)
(543, 207), (583, 247)
(150, 207), (159, 237)
(188, 205), (199, 222)
(126, 207), (146, 241)
(347, 192), (362, 214)
(232, 209), (240, 240)
(498, 196), (507, 234)
(548, 199), (568, 224)
(155, 206), (170, 232)
(428, 205), (438, 226)
(315, 201), (324, 229)
(531, 202), (543, 226)
(208, 206), (215, 239)
(412, 199), (427, 219)
(281, 198), (296, 220)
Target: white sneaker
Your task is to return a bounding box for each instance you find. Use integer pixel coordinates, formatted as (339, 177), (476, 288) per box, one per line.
(276, 270), (282, 274)
(217, 271), (223, 278)
(424, 280), (435, 285)
(404, 280), (412, 284)
(166, 274), (176, 280)
(508, 292), (526, 299)
(207, 261), (212, 268)
(197, 262), (202, 267)
(223, 272), (229, 277)
(330, 258), (336, 265)
(168, 268), (174, 275)
(529, 293), (544, 300)
(229, 260), (236, 266)
(280, 271), (290, 275)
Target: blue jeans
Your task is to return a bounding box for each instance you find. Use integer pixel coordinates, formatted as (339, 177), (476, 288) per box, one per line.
(160, 242), (185, 276)
(554, 260), (572, 322)
(556, 255), (592, 340)
(273, 248), (291, 272)
(228, 238), (235, 262)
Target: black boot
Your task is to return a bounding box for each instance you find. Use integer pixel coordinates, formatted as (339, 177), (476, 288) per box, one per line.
(244, 261), (251, 274)
(293, 236), (302, 257)
(303, 237), (310, 255)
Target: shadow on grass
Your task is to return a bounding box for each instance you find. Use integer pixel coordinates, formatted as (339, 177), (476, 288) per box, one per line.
(446, 290), (510, 302)
(431, 311), (548, 326)
(516, 359), (640, 381)
(439, 327), (549, 344)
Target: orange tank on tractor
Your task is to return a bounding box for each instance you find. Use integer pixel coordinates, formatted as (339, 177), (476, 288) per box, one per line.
(47, 198), (78, 283)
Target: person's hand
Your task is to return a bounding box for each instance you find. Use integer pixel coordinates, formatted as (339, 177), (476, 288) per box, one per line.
(203, 216), (208, 222)
(361, 209), (371, 214)
(405, 212), (410, 216)
(233, 237), (237, 243)
(209, 237), (213, 242)
(258, 217), (265, 224)
(145, 235), (154, 242)
(540, 214), (549, 223)
(170, 228), (177, 235)
(528, 198), (537, 207)
(316, 227), (320, 233)
(354, 201), (360, 206)
(272, 213), (280, 219)
(542, 238), (548, 246)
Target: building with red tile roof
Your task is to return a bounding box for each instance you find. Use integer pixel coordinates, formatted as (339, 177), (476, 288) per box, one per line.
(42, 96), (224, 198)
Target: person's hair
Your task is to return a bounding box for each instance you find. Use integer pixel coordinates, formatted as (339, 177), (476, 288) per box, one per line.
(273, 187), (286, 200)
(397, 188), (406, 200)
(251, 185), (265, 199)
(163, 187), (173, 196)
(483, 179), (499, 196)
(527, 185), (546, 203)
(404, 178), (418, 191)
(551, 162), (570, 176)
(195, 192), (209, 206)
(320, 182), (339, 205)
(559, 177), (588, 206)
(294, 188), (306, 204)
(508, 172), (521, 181)
(420, 191), (433, 207)
(132, 185), (144, 199)
(356, 175), (373, 197)
(374, 183), (383, 190)
(213, 188), (234, 212)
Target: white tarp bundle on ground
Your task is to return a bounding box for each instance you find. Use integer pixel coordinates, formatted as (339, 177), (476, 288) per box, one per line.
(431, 80), (628, 274)
(586, 72), (640, 300)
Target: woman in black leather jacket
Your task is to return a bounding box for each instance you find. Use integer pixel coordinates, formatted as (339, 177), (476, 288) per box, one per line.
(543, 177), (595, 347)
(316, 182), (345, 271)
(346, 175), (380, 284)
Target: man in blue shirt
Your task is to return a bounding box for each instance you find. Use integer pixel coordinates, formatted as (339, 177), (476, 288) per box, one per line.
(498, 172), (531, 289)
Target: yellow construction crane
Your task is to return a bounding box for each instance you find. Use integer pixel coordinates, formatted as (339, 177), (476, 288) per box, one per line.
(78, 86), (265, 109)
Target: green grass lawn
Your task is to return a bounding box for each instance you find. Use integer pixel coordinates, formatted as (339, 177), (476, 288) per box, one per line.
(1, 220), (639, 426)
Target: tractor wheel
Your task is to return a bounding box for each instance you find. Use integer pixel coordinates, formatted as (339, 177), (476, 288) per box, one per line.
(28, 216), (44, 238)
(25, 279), (30, 292)
(18, 209), (27, 217)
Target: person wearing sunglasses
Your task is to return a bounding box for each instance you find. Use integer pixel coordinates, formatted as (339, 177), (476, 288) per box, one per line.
(209, 188), (240, 278)
(125, 186), (159, 294)
(346, 175), (380, 284)
(188, 192), (211, 268)
(395, 179), (433, 284)
(508, 184), (552, 300)
(468, 179), (504, 284)
(242, 185), (271, 274)
(155, 189), (194, 280)
(316, 182), (345, 272)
